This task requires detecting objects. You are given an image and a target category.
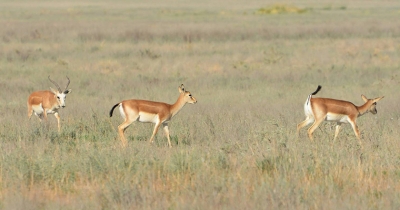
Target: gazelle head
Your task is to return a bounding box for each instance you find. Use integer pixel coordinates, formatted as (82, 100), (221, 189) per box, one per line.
(361, 95), (384, 114)
(179, 84), (197, 104)
(48, 76), (72, 108)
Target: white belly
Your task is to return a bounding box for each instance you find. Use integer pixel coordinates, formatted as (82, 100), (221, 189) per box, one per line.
(326, 113), (349, 123)
(32, 104), (57, 116)
(46, 109), (57, 114)
(137, 112), (159, 123)
(32, 104), (44, 115)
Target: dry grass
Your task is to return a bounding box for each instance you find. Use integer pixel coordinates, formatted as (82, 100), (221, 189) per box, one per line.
(0, 0), (400, 209)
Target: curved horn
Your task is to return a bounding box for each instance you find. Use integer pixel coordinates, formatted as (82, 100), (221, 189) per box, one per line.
(48, 76), (62, 92)
(64, 76), (70, 91)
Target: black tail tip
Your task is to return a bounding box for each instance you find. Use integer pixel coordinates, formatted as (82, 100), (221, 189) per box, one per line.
(312, 85), (322, 95)
(109, 103), (119, 117)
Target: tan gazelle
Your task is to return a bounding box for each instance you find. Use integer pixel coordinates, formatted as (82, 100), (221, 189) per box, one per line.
(27, 76), (72, 132)
(110, 84), (197, 147)
(297, 85), (384, 144)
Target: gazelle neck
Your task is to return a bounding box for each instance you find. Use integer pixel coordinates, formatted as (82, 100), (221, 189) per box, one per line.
(170, 94), (187, 117)
(357, 101), (373, 116)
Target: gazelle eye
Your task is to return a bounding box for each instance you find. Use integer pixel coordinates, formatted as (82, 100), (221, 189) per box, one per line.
(57, 96), (60, 99)
(189, 94), (192, 97)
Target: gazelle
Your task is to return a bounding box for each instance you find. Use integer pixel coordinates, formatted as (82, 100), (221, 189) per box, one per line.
(27, 76), (72, 132)
(109, 84), (197, 147)
(297, 85), (384, 143)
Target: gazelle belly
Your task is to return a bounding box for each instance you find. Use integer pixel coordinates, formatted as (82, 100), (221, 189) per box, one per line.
(326, 113), (349, 123)
(32, 104), (44, 115)
(137, 112), (159, 123)
(46, 109), (57, 114)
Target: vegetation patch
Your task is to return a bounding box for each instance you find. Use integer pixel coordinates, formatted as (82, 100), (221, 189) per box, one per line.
(1, 1), (399, 209)
(256, 4), (308, 15)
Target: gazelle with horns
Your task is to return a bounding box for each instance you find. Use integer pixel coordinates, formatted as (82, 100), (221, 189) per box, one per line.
(297, 85), (384, 144)
(109, 84), (197, 147)
(27, 76), (72, 132)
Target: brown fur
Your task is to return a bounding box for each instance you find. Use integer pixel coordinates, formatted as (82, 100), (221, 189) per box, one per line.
(27, 88), (71, 132)
(297, 86), (384, 144)
(28, 91), (59, 114)
(110, 84), (197, 147)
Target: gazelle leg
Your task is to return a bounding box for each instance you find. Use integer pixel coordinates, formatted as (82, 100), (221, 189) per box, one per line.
(149, 122), (161, 144)
(42, 110), (50, 130)
(334, 123), (342, 142)
(307, 117), (324, 141)
(297, 117), (313, 137)
(162, 123), (172, 148)
(118, 118), (134, 147)
(35, 112), (43, 122)
(43, 109), (48, 121)
(28, 105), (33, 119)
(349, 120), (362, 145)
(32, 104), (45, 122)
(54, 112), (61, 132)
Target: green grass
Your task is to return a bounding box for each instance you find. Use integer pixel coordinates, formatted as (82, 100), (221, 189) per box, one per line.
(0, 0), (400, 209)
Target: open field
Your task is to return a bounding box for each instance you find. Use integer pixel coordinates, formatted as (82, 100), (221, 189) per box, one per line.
(1, 0), (400, 209)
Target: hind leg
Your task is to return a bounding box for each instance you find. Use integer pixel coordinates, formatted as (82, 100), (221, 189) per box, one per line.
(28, 104), (33, 119)
(297, 116), (314, 137)
(117, 109), (139, 147)
(118, 118), (135, 147)
(34, 112), (42, 121)
(307, 117), (325, 141)
(117, 104), (138, 147)
(32, 104), (46, 122)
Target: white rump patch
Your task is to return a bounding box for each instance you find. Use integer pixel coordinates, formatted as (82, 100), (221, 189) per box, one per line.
(303, 98), (314, 119)
(118, 104), (126, 119)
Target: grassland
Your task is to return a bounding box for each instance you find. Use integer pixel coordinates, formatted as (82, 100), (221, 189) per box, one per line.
(0, 0), (400, 209)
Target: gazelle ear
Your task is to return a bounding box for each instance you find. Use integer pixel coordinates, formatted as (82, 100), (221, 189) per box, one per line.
(50, 87), (59, 94)
(178, 84), (185, 93)
(373, 96), (384, 103)
(64, 89), (72, 94)
(361, 94), (368, 102)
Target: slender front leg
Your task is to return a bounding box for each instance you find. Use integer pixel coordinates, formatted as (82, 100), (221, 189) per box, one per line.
(334, 123), (341, 142)
(349, 120), (362, 145)
(54, 112), (61, 132)
(43, 108), (48, 121)
(149, 122), (161, 144)
(163, 123), (172, 148)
